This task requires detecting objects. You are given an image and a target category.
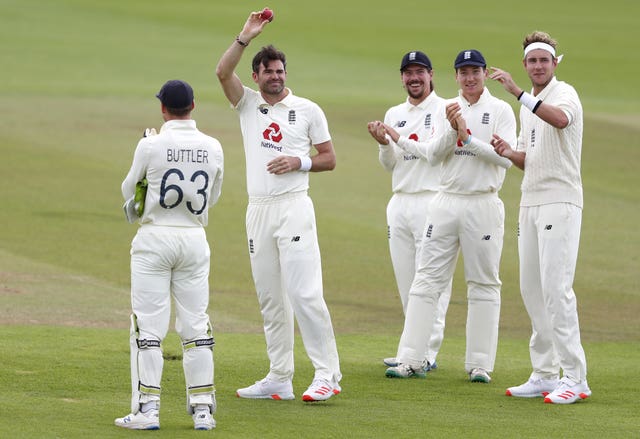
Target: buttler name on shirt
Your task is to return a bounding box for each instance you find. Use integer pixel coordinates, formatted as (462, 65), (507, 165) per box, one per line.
(166, 148), (209, 163)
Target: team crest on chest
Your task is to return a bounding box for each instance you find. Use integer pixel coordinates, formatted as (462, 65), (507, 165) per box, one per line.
(530, 129), (536, 148)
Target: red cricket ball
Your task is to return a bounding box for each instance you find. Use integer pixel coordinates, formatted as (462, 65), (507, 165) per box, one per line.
(261, 8), (274, 22)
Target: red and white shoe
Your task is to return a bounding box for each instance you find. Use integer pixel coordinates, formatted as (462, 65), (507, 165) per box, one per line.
(544, 377), (591, 404)
(302, 378), (340, 402)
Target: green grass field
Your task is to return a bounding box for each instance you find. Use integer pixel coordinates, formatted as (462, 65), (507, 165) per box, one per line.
(1, 0), (639, 437)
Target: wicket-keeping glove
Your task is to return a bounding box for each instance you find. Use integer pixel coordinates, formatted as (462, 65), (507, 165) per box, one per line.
(134, 178), (148, 217)
(123, 178), (148, 223)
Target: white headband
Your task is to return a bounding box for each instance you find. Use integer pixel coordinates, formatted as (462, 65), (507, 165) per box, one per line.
(524, 42), (563, 63)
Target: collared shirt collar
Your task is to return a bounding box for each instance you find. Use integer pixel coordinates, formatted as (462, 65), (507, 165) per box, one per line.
(160, 119), (196, 132)
(404, 91), (439, 111)
(258, 87), (294, 108)
(533, 76), (558, 100)
(458, 87), (491, 106)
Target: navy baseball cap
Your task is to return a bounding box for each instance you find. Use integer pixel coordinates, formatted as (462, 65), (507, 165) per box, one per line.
(454, 49), (486, 69)
(400, 51), (432, 71)
(156, 80), (194, 108)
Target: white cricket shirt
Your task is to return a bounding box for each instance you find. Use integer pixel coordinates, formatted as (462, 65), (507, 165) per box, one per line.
(236, 86), (331, 197)
(398, 87), (516, 195)
(122, 119), (224, 227)
(379, 92), (445, 193)
(516, 77), (583, 208)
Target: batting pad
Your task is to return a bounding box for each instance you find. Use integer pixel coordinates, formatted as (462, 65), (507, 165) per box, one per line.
(129, 314), (163, 413)
(183, 336), (215, 413)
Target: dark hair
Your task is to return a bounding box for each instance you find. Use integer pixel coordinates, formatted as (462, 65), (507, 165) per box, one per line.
(166, 105), (192, 117)
(252, 45), (287, 73)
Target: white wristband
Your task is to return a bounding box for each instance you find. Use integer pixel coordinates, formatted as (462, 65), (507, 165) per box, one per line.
(519, 92), (542, 113)
(299, 156), (312, 171)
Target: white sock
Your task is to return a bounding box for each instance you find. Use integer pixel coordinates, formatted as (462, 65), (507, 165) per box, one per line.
(140, 401), (158, 413)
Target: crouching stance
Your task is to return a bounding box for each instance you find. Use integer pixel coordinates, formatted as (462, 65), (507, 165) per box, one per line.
(116, 79), (224, 429)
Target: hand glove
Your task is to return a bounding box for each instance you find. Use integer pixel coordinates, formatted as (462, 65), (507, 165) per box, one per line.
(134, 178), (148, 217)
(123, 197), (137, 223)
(143, 128), (157, 137)
(123, 178), (148, 223)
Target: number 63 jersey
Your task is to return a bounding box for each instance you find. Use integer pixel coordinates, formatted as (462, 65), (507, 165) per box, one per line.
(121, 119), (224, 227)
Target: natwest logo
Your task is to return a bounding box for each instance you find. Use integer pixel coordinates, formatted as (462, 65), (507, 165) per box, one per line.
(263, 123), (283, 143)
(408, 133), (419, 141)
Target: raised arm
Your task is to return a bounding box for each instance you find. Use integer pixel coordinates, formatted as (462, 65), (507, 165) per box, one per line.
(489, 66), (569, 129)
(215, 10), (271, 106)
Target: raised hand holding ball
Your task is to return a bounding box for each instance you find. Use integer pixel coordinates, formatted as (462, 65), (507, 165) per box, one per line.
(260, 7), (274, 22)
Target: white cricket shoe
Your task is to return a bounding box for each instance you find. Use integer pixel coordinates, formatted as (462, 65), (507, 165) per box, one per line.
(193, 409), (216, 430)
(302, 378), (340, 402)
(506, 376), (559, 398)
(469, 368), (491, 383)
(544, 377), (591, 404)
(385, 363), (427, 379)
(114, 409), (159, 430)
(236, 377), (294, 400)
(384, 357), (437, 371)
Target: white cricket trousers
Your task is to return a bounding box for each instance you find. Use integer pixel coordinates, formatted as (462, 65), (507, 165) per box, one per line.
(387, 191), (453, 363)
(129, 225), (214, 411)
(518, 203), (587, 382)
(246, 191), (341, 385)
(397, 192), (504, 372)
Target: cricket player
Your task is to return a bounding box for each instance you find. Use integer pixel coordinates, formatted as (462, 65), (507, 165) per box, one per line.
(367, 50), (452, 371)
(215, 10), (342, 401)
(379, 49), (516, 383)
(490, 31), (591, 404)
(115, 80), (224, 430)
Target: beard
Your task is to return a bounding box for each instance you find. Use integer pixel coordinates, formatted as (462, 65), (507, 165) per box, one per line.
(408, 88), (424, 100)
(261, 81), (285, 96)
(406, 81), (428, 100)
